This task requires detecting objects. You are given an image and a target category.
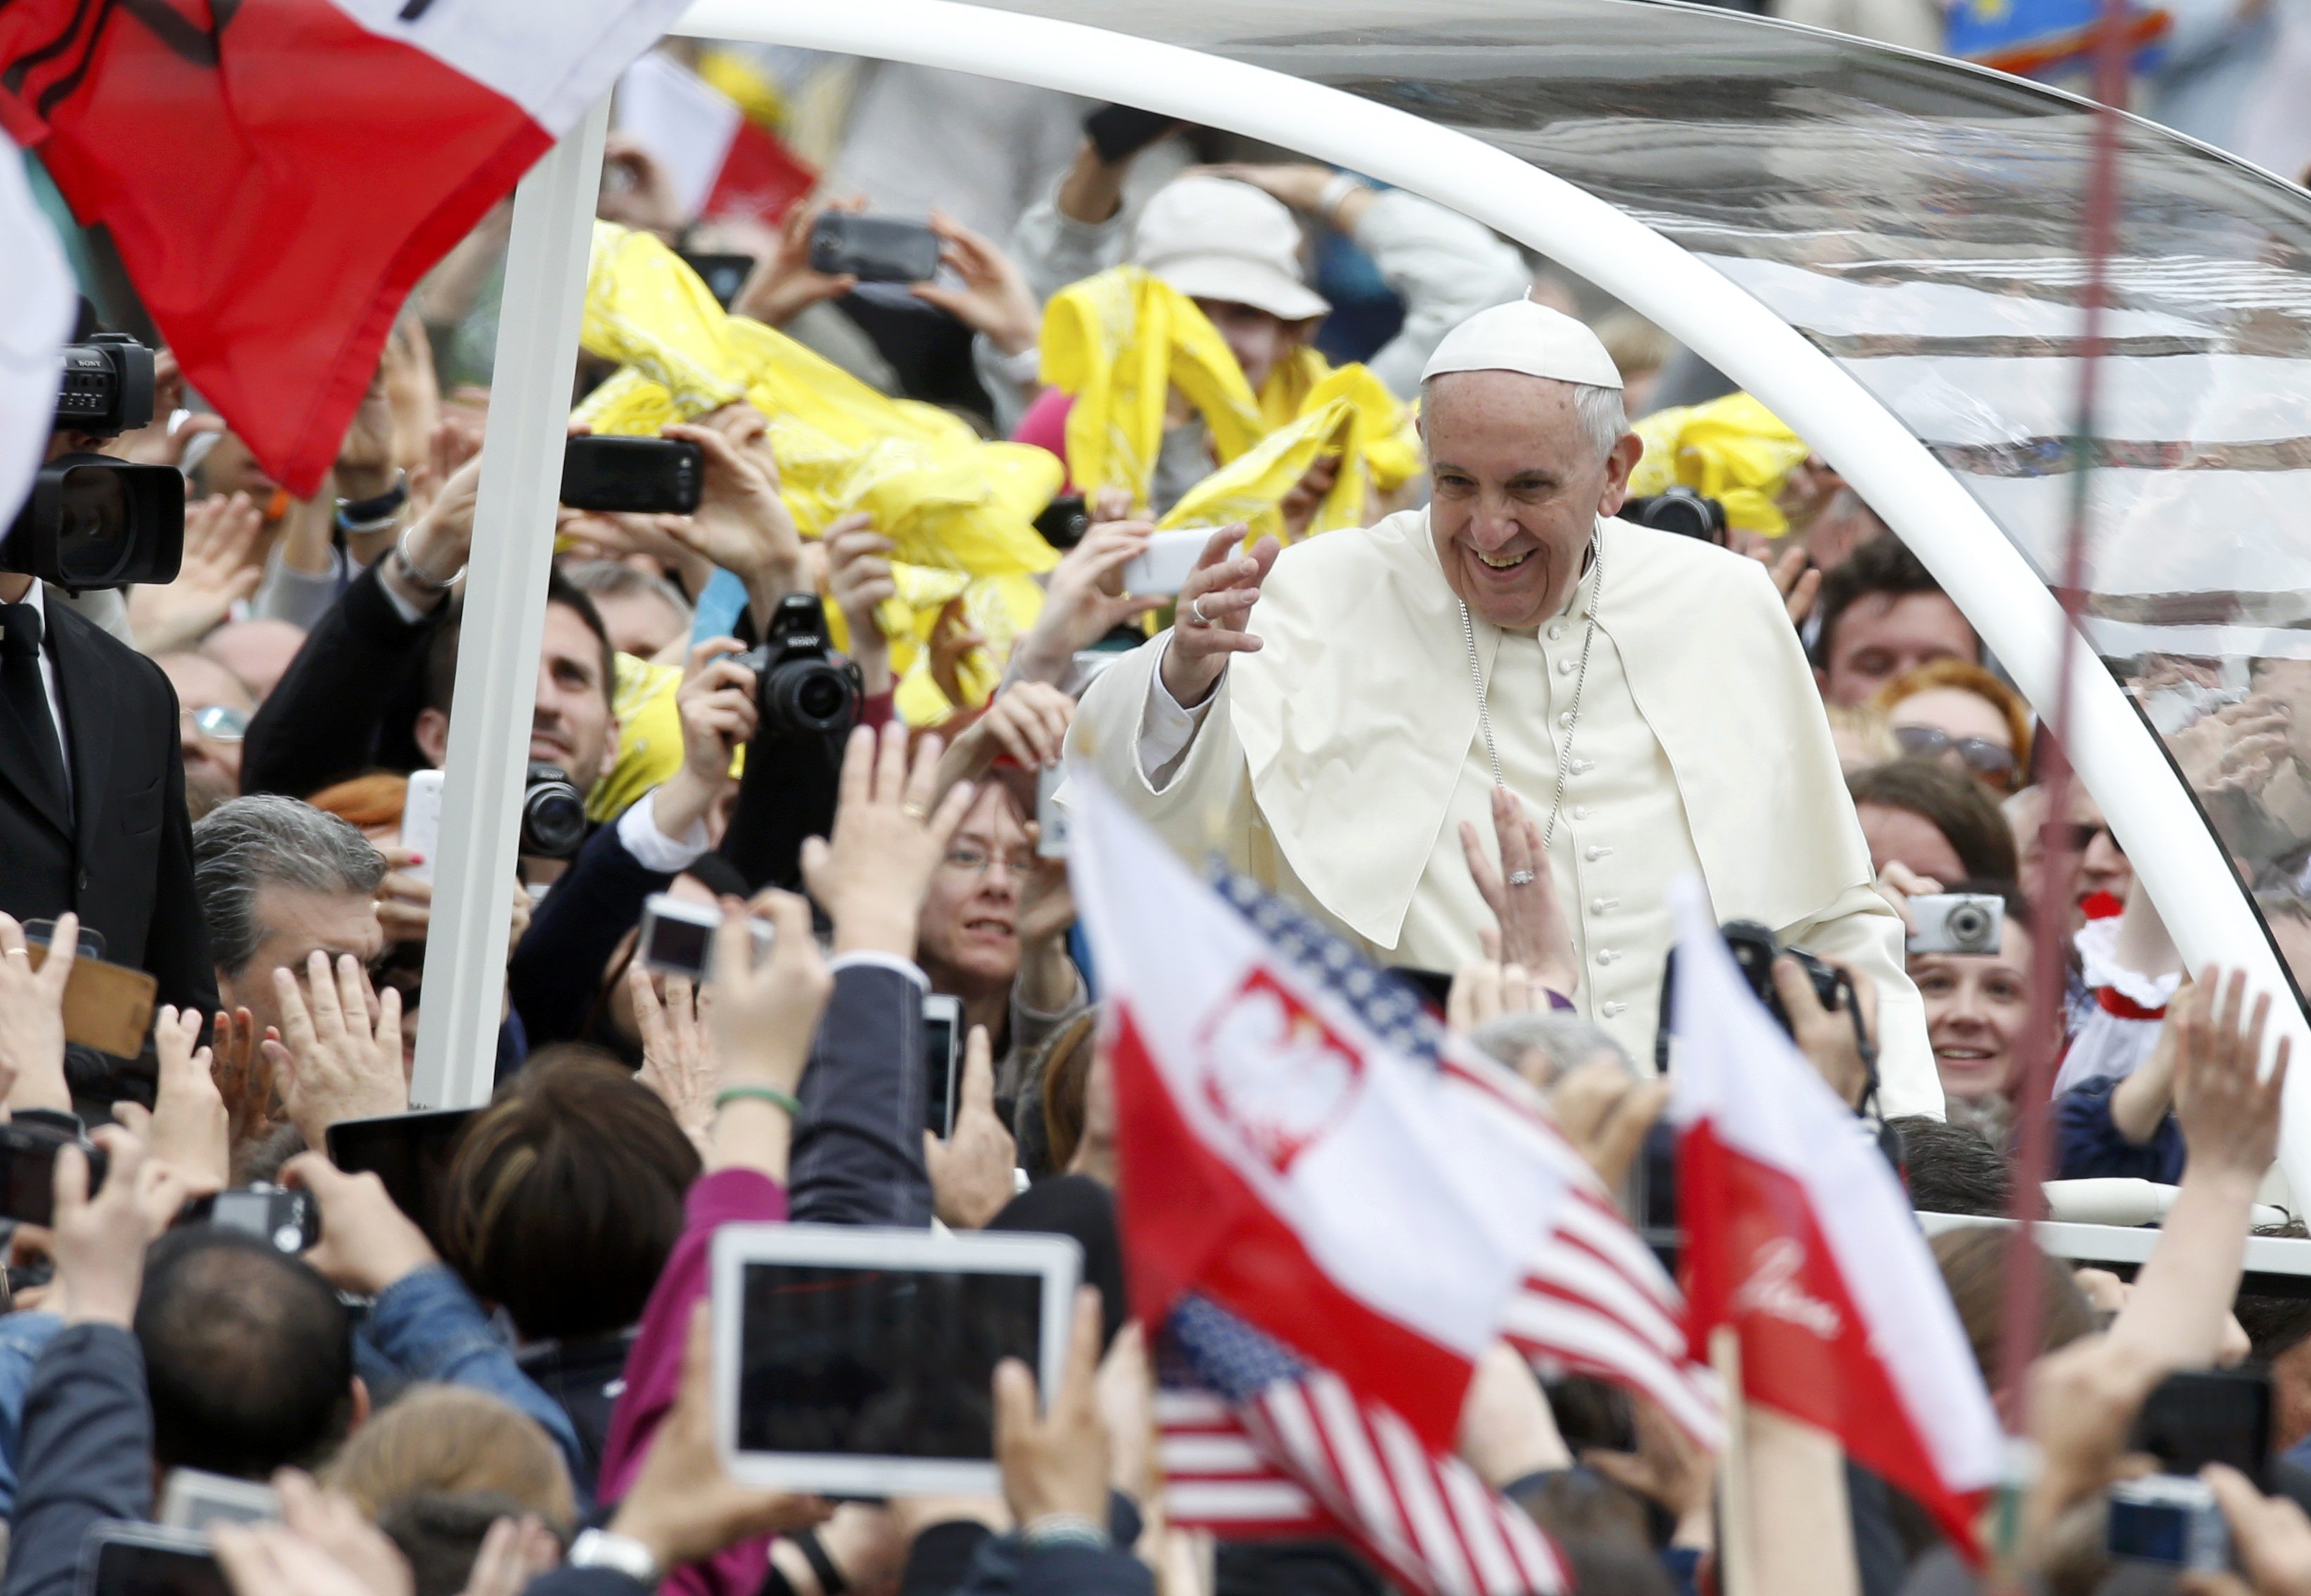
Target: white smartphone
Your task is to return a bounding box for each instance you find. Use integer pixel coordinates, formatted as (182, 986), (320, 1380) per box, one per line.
(158, 1467), (281, 1531)
(923, 992), (963, 1137)
(711, 1222), (1080, 1498)
(1120, 526), (1212, 597)
(637, 892), (772, 980)
(398, 769), (445, 886)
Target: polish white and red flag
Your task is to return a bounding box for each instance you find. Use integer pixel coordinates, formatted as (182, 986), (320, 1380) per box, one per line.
(0, 0), (695, 497)
(1068, 774), (1720, 1588)
(1665, 880), (2002, 1556)
(615, 51), (814, 230)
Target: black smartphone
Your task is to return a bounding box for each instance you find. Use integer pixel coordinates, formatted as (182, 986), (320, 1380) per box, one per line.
(561, 435), (704, 516)
(78, 1520), (229, 1596)
(924, 995), (962, 1137)
(1083, 104), (1183, 164)
(677, 250), (754, 309)
(2131, 1368), (2274, 1488)
(0, 1123), (105, 1227)
(177, 1185), (320, 1255)
(807, 214), (943, 285)
(324, 1109), (478, 1253)
(1632, 1120), (1679, 1272)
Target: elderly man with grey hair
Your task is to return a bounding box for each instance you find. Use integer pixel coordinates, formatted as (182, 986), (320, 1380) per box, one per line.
(193, 794), (387, 1046)
(1069, 298), (1940, 1118)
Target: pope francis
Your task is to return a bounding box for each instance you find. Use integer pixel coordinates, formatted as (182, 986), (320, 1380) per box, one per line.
(1067, 298), (1940, 1118)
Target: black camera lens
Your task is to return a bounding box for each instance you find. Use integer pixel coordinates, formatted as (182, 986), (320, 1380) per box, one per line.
(1623, 487), (1729, 545)
(520, 761), (587, 858)
(763, 657), (860, 736)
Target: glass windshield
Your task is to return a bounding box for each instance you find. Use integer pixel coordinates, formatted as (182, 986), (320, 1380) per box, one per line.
(964, 0), (2311, 996)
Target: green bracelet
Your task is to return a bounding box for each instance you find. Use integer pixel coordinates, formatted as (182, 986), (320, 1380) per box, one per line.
(715, 1085), (801, 1117)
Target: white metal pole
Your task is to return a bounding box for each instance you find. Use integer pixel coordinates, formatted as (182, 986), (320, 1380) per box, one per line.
(671, 0), (2311, 1189)
(409, 101), (608, 1110)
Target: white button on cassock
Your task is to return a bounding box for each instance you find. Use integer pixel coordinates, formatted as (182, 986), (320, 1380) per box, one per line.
(1572, 805), (1590, 820)
(1601, 1001), (1626, 1018)
(1596, 947), (1619, 965)
(1586, 845), (1612, 861)
(1557, 658), (1575, 675)
(1591, 897), (1617, 913)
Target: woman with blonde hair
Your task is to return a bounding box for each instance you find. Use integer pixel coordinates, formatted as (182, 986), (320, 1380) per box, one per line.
(322, 1384), (575, 1532)
(1873, 658), (2035, 793)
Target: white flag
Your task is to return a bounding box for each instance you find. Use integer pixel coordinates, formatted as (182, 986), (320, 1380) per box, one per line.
(0, 149), (73, 538)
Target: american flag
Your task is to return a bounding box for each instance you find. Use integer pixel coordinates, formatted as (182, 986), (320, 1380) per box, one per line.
(1202, 872), (1723, 1448)
(1157, 1293), (1568, 1596)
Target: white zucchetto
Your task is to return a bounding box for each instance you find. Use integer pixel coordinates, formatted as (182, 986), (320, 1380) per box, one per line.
(1420, 298), (1624, 390)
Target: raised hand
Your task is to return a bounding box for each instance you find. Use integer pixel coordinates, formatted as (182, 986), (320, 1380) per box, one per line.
(1008, 520), (1168, 688)
(2173, 965), (2291, 1184)
(129, 491), (265, 652)
(265, 951), (407, 1148)
(910, 209), (1040, 357)
(941, 682), (1076, 795)
(801, 721), (979, 959)
(993, 1287), (1111, 1532)
(210, 1004), (279, 1161)
(655, 637), (762, 841)
(661, 402), (807, 615)
(1161, 523), (1278, 708)
(146, 1004), (231, 1193)
(732, 193), (867, 329)
(1458, 786), (1577, 1001)
(927, 1026), (1017, 1230)
(630, 962), (719, 1156)
(0, 909), (73, 1113)
(823, 513), (896, 695)
(373, 845), (432, 947)
(51, 1127), (191, 1329)
(708, 890), (829, 1107)
(283, 1152), (437, 1297)
(608, 1303), (834, 1570)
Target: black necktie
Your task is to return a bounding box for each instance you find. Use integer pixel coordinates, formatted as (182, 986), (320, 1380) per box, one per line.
(0, 604), (69, 824)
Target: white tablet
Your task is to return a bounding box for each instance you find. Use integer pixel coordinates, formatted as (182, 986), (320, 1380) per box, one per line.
(710, 1222), (1081, 1496)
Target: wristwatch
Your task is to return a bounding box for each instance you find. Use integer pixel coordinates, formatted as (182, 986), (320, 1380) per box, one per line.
(568, 1528), (663, 1585)
(335, 471), (409, 534)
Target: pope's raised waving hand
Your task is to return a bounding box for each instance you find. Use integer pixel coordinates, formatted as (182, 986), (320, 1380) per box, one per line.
(1159, 521), (1282, 708)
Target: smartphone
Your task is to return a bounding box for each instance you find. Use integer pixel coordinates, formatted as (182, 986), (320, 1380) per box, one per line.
(924, 993), (962, 1138)
(1631, 1120), (1679, 1272)
(678, 250), (755, 309)
(638, 893), (774, 981)
(1121, 527), (1211, 598)
(77, 1520), (229, 1596)
(1083, 103), (1183, 165)
(807, 214), (943, 285)
(324, 1109), (478, 1254)
(1034, 765), (1069, 860)
(398, 769), (443, 888)
(158, 1469), (281, 1531)
(2131, 1368), (2273, 1487)
(177, 1185), (320, 1256)
(561, 435), (704, 516)
(0, 1123), (106, 1227)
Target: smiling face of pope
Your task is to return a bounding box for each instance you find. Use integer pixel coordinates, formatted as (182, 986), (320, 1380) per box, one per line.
(1420, 369), (1644, 633)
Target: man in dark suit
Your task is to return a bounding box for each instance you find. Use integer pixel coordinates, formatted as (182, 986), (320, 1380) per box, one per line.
(0, 469), (216, 1069)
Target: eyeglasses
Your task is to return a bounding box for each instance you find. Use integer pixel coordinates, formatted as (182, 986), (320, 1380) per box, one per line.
(941, 846), (1038, 879)
(188, 703), (250, 742)
(1892, 723), (2016, 782)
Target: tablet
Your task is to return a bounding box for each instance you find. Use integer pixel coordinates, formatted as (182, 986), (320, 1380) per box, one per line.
(324, 1108), (478, 1253)
(711, 1223), (1081, 1496)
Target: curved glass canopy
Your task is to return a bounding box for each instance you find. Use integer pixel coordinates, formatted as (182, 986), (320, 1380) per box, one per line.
(941, 0), (2311, 991)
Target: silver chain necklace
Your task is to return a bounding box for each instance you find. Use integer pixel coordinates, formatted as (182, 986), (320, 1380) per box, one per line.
(1458, 530), (1605, 851)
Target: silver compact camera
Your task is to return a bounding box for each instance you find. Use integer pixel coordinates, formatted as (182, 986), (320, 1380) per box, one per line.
(1906, 893), (2004, 957)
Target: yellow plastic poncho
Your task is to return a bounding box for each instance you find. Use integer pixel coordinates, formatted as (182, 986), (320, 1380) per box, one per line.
(587, 653), (685, 823)
(1040, 267), (1420, 541)
(1628, 392), (1812, 538)
(574, 222), (1060, 722)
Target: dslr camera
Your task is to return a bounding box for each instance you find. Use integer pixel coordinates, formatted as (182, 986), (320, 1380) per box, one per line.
(3, 330), (185, 590)
(732, 592), (861, 738)
(1621, 487), (1728, 547)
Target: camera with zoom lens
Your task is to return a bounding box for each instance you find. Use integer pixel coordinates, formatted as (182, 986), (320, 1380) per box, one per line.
(520, 762), (587, 859)
(3, 330), (185, 591)
(1621, 487), (1728, 546)
(1655, 919), (1863, 1072)
(732, 592), (862, 738)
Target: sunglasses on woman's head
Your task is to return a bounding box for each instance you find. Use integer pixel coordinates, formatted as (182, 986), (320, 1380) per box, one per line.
(1892, 722), (2016, 781)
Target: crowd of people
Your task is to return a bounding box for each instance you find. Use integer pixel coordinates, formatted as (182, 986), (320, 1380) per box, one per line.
(4, 42), (2311, 1596)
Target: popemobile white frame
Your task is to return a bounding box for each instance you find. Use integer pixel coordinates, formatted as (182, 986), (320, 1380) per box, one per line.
(412, 0), (2311, 1210)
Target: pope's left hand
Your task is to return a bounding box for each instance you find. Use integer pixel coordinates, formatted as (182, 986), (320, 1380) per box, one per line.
(1459, 788), (1577, 1002)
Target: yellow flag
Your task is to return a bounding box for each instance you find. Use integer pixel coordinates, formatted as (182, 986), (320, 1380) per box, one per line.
(1629, 392), (1812, 537)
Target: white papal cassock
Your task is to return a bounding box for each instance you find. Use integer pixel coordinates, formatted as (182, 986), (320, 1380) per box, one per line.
(1067, 506), (1942, 1121)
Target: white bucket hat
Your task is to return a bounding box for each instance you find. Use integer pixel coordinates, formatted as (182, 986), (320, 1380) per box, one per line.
(1131, 174), (1331, 324)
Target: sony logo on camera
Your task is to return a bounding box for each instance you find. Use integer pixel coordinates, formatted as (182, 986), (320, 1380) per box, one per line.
(2, 328), (185, 592)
